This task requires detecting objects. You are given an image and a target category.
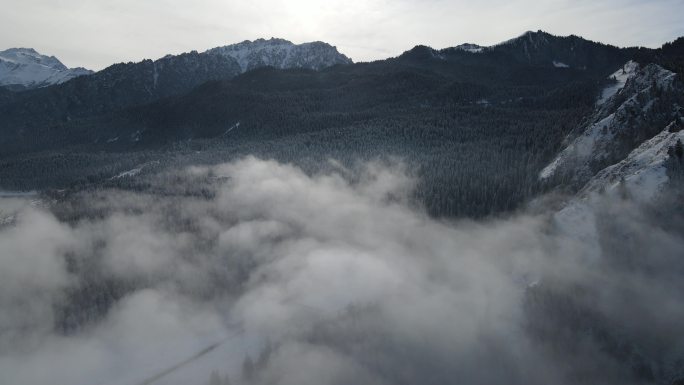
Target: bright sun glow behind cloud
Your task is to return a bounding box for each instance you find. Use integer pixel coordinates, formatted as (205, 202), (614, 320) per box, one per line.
(0, 0), (682, 70)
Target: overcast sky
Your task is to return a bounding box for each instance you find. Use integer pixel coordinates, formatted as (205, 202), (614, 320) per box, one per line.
(1, 0), (683, 70)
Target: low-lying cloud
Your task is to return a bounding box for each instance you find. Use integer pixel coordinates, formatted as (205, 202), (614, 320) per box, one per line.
(0, 156), (682, 385)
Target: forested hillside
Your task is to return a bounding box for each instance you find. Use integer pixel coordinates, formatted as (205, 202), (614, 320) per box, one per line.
(0, 31), (678, 218)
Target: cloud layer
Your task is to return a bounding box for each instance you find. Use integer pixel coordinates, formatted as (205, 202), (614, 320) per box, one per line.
(0, 157), (683, 385)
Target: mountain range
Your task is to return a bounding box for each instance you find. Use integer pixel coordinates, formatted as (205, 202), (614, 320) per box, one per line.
(0, 30), (682, 218)
(0, 38), (351, 92)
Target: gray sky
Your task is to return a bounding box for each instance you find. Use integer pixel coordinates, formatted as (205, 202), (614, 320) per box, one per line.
(1, 0), (683, 70)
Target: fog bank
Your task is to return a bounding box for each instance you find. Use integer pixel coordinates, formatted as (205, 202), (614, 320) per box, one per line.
(0, 157), (682, 385)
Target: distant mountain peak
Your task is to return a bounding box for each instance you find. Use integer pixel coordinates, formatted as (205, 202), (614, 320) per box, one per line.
(0, 47), (93, 90)
(205, 38), (352, 72)
(488, 31), (627, 70)
(454, 43), (485, 53)
(0, 47), (66, 70)
(5, 47), (38, 54)
(493, 30), (553, 48)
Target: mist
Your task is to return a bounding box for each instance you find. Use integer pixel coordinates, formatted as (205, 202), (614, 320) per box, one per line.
(0, 156), (682, 385)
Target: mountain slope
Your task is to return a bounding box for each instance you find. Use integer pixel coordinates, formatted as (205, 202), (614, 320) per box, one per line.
(579, 121), (684, 202)
(0, 48), (92, 90)
(0, 39), (355, 154)
(540, 61), (682, 186)
(546, 53), (684, 260)
(531, 44), (684, 385)
(0, 41), (606, 217)
(0, 31), (677, 219)
(0, 50), (243, 152)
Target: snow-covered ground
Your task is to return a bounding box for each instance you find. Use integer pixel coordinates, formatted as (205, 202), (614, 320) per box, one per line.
(112, 168), (143, 179)
(223, 122), (241, 136)
(597, 60), (638, 105)
(539, 113), (617, 180)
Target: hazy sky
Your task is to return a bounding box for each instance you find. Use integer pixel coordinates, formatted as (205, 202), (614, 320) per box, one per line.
(1, 0), (683, 70)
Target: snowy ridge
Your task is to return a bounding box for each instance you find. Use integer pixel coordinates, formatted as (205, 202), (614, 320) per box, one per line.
(0, 48), (92, 89)
(579, 122), (684, 202)
(205, 38), (352, 73)
(540, 62), (677, 182)
(546, 62), (682, 250)
(552, 122), (683, 257)
(597, 60), (638, 105)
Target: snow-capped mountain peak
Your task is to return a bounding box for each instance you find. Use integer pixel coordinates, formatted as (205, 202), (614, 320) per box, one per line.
(0, 47), (93, 90)
(0, 48), (67, 70)
(205, 38), (353, 73)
